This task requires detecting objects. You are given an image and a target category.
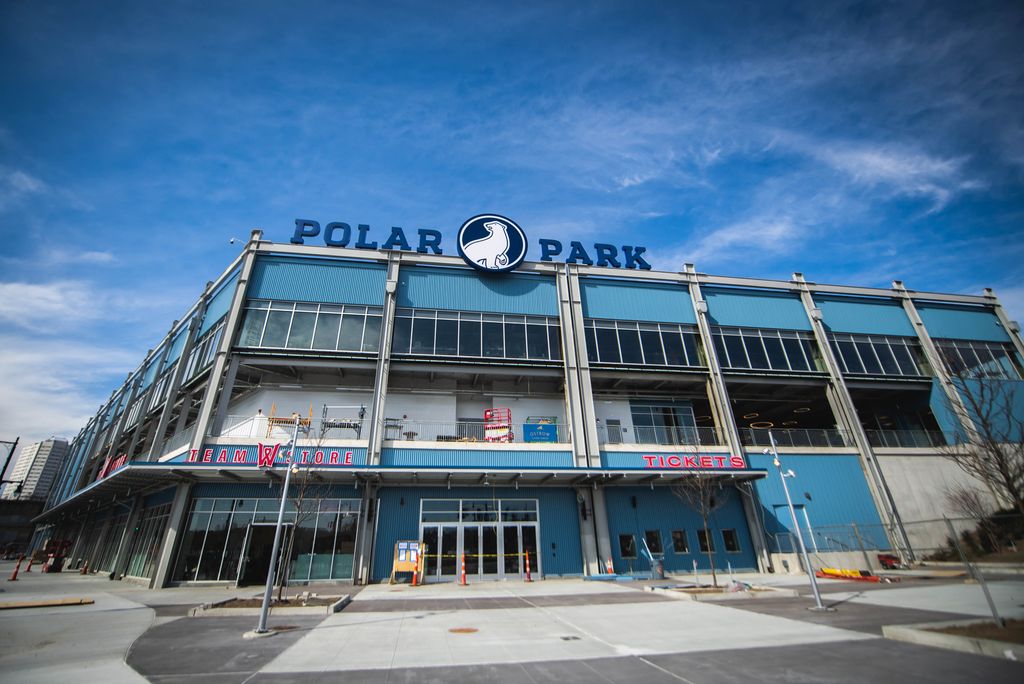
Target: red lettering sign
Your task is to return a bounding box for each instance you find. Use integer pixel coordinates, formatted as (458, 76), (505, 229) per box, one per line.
(233, 449), (248, 463)
(257, 443), (282, 468)
(639, 454), (746, 470)
(216, 449), (228, 463)
(187, 449), (199, 463)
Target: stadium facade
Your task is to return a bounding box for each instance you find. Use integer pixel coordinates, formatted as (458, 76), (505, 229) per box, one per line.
(32, 219), (1024, 587)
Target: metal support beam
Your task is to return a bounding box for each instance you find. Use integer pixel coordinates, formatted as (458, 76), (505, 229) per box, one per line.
(365, 252), (402, 465)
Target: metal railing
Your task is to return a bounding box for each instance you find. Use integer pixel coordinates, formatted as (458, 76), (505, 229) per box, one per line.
(865, 429), (956, 449)
(215, 415), (367, 440)
(596, 425), (727, 447)
(740, 427), (853, 448)
(379, 420), (570, 444)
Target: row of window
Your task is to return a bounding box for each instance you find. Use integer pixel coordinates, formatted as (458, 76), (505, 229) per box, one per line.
(123, 504), (172, 579)
(239, 300), (383, 353)
(584, 319), (702, 367)
(420, 498), (539, 523)
(937, 339), (1021, 380)
(393, 309), (562, 361)
(829, 333), (924, 377)
(712, 327), (821, 373)
(619, 528), (742, 558)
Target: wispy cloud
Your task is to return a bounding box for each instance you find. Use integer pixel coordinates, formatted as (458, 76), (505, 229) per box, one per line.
(0, 166), (47, 209)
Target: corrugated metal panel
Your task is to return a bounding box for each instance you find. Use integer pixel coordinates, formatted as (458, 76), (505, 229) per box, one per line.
(580, 278), (694, 323)
(371, 486), (582, 580)
(603, 486), (757, 573)
(704, 287), (811, 331)
(248, 256), (387, 305)
(918, 303), (1010, 342)
(163, 323), (191, 370)
(198, 271), (239, 336)
(929, 379), (963, 438)
(397, 266), (558, 315)
(959, 379), (1024, 441)
(600, 451), (733, 469)
(816, 295), (915, 336)
(746, 453), (889, 549)
(192, 483), (360, 498)
(380, 448), (574, 469)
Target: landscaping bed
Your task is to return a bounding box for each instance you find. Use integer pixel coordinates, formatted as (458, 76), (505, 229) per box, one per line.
(930, 619), (1024, 645)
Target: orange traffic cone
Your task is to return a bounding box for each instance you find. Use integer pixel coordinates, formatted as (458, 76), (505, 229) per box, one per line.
(524, 551), (533, 582)
(459, 553), (467, 586)
(79, 560), (89, 575)
(24, 557), (34, 573)
(605, 557), (614, 574)
(7, 555), (24, 581)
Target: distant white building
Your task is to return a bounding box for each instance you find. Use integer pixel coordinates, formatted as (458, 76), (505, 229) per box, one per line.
(2, 439), (69, 500)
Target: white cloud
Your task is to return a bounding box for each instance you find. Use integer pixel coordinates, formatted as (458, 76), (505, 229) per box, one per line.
(45, 249), (118, 265)
(0, 166), (47, 209)
(0, 281), (107, 332)
(665, 216), (802, 269)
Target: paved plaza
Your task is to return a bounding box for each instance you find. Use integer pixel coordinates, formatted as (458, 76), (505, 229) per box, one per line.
(1, 562), (1022, 682)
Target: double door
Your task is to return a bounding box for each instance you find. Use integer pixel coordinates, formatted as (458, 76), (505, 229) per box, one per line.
(421, 523), (538, 581)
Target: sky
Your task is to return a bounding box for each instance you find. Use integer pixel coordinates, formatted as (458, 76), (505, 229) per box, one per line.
(1, 0), (1023, 468)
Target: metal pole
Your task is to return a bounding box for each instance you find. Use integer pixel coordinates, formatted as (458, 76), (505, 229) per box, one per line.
(255, 415), (301, 635)
(0, 438), (20, 496)
(769, 431), (829, 612)
(851, 523), (873, 574)
(944, 517), (1004, 627)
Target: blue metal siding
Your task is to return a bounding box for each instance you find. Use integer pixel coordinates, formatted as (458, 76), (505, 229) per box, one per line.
(580, 278), (695, 324)
(198, 271), (239, 336)
(380, 448), (574, 469)
(929, 378), (963, 439)
(248, 256), (387, 305)
(143, 487), (176, 508)
(600, 451), (735, 468)
(704, 288), (812, 331)
(816, 295), (915, 336)
(746, 453), (889, 549)
(192, 483), (361, 498)
(371, 486), (582, 580)
(603, 486), (757, 573)
(918, 304), (1010, 343)
(960, 379), (1024, 442)
(397, 267), (558, 315)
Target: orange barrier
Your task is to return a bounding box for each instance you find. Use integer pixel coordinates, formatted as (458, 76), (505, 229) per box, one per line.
(7, 556), (24, 582)
(24, 558), (33, 573)
(79, 560), (89, 575)
(815, 567), (884, 583)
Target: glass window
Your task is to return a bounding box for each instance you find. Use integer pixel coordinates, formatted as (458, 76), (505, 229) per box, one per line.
(286, 312), (316, 349)
(505, 322), (527, 358)
(712, 333), (729, 366)
(312, 313), (341, 350)
(891, 342), (919, 375)
(362, 315), (381, 352)
(762, 335), (788, 370)
(837, 339), (863, 373)
(585, 326), (598, 362)
(459, 320), (481, 356)
(723, 334), (748, 368)
(874, 341), (901, 375)
(744, 334), (770, 369)
(644, 530), (663, 554)
(594, 326), (619, 363)
(855, 341), (883, 374)
(339, 313), (366, 351)
(671, 530), (689, 553)
(262, 310), (292, 348)
(618, 534), (637, 559)
(722, 529), (741, 553)
(697, 529), (715, 553)
(239, 309), (267, 347)
(526, 324), (549, 359)
(800, 339), (820, 370)
(783, 337), (809, 371)
(662, 330), (686, 366)
(548, 326), (562, 360)
(681, 332), (701, 366)
(639, 329), (665, 365)
(392, 316), (412, 353)
(618, 328), (644, 364)
(435, 319), (458, 355)
(482, 322), (504, 357)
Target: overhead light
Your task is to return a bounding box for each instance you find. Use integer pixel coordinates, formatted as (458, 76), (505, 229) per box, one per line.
(750, 421), (774, 429)
(695, 415), (712, 423)
(782, 420), (798, 427)
(742, 412), (759, 419)
(793, 407), (811, 414)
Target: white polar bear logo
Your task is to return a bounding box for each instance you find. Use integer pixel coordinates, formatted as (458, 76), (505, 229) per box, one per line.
(462, 220), (511, 270)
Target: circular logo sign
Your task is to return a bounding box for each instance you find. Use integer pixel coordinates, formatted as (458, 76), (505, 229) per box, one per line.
(456, 214), (528, 273)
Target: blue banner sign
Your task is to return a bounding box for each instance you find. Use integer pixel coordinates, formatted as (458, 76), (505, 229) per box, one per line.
(522, 423), (559, 443)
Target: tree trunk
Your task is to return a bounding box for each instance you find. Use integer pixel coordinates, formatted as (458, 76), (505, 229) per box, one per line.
(703, 512), (717, 587)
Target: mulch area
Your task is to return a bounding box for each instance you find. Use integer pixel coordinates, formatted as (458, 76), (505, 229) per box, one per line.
(931, 619), (1024, 644)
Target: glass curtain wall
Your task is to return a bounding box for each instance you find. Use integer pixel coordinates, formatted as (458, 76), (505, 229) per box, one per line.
(712, 327), (821, 372)
(123, 504), (172, 579)
(391, 308), (562, 361)
(172, 497), (360, 583)
(828, 333), (927, 376)
(238, 300), (382, 354)
(629, 401), (698, 445)
(585, 319), (703, 367)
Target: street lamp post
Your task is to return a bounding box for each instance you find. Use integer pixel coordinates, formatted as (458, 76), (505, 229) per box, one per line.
(766, 430), (830, 612)
(254, 414), (303, 635)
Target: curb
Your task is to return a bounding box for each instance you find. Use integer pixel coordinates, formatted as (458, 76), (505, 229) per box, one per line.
(882, 619), (1023, 661)
(645, 585), (799, 602)
(190, 594), (351, 617)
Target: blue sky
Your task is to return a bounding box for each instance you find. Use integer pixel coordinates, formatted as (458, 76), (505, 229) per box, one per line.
(1, 0), (1023, 457)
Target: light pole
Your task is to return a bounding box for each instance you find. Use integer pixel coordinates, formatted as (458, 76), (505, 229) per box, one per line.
(254, 414), (303, 635)
(766, 431), (830, 612)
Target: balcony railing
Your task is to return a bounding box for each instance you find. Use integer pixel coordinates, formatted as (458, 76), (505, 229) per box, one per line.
(596, 425), (727, 447)
(865, 429), (955, 449)
(216, 415), (368, 440)
(739, 427), (853, 448)
(380, 420), (570, 444)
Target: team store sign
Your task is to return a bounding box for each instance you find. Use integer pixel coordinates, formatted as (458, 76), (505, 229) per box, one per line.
(185, 444), (357, 467)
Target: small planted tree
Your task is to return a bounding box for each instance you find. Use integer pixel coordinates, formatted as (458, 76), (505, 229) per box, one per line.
(671, 471), (726, 587)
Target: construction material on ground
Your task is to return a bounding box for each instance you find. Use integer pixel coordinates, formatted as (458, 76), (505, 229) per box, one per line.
(816, 567), (898, 583)
(0, 598), (94, 610)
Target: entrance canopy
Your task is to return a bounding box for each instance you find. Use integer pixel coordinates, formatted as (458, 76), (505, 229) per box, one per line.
(35, 463), (767, 524)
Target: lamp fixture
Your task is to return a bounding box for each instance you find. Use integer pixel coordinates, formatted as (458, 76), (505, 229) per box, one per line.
(742, 412), (759, 420)
(793, 407), (811, 414)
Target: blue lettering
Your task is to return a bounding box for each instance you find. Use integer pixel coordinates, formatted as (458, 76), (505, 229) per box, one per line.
(594, 243), (620, 268)
(355, 224), (378, 249)
(417, 229), (443, 254)
(323, 222), (351, 247)
(539, 239), (563, 261)
(382, 226), (411, 251)
(291, 219), (320, 244)
(622, 246), (652, 270)
(566, 241), (593, 266)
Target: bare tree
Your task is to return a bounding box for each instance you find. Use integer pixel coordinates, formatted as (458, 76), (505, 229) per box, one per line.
(944, 482), (1004, 554)
(939, 358), (1024, 518)
(671, 471), (727, 587)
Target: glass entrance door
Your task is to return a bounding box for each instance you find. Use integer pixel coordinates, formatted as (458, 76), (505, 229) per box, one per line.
(420, 524), (460, 580)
